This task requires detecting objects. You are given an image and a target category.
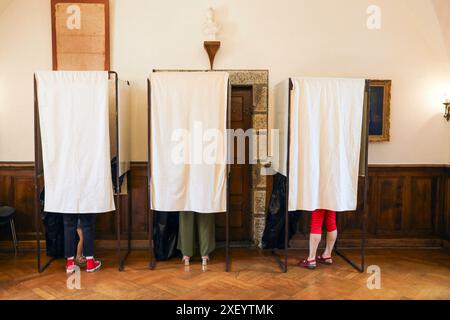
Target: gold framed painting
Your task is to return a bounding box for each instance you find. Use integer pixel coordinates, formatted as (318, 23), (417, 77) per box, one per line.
(369, 80), (391, 142)
(51, 0), (110, 71)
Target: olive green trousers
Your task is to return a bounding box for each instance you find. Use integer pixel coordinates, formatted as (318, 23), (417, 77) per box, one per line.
(177, 212), (215, 257)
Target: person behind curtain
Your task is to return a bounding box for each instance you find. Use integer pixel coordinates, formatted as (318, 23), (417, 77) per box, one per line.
(75, 218), (86, 266)
(65, 214), (101, 274)
(298, 209), (337, 269)
(178, 211), (215, 267)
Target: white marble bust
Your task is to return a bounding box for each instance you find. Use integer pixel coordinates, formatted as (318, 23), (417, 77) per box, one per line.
(203, 7), (220, 41)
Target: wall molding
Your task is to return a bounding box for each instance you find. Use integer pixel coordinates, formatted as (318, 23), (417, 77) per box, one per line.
(0, 238), (444, 252)
(2, 162), (447, 169)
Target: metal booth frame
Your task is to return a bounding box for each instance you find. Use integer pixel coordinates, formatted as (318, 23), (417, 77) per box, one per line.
(275, 78), (370, 273)
(147, 70), (232, 271)
(33, 71), (132, 273)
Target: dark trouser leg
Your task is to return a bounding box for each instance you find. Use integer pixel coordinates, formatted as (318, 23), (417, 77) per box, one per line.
(178, 212), (196, 257)
(79, 214), (97, 257)
(197, 213), (215, 257)
(63, 214), (78, 259)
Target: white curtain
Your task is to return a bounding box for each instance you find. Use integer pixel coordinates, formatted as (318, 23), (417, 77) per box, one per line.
(36, 71), (115, 214)
(150, 72), (229, 213)
(288, 77), (365, 212)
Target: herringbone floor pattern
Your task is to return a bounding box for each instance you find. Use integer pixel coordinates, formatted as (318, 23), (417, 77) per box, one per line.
(0, 249), (448, 300)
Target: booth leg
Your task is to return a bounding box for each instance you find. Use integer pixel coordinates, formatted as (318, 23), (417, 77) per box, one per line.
(35, 185), (55, 273)
(117, 192), (132, 272)
(124, 173), (132, 269)
(271, 249), (288, 273)
(149, 209), (155, 270)
(284, 210), (289, 273)
(116, 172), (132, 272)
(334, 207), (367, 273)
(127, 172), (132, 254)
(269, 196), (289, 273)
(225, 211), (230, 272)
(335, 249), (364, 273)
(38, 256), (55, 274)
(116, 194), (122, 271)
(35, 216), (55, 273)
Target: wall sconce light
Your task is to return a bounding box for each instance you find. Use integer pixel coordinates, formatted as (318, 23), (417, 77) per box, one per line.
(444, 93), (450, 121)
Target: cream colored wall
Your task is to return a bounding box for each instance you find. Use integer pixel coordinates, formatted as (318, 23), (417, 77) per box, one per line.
(433, 0), (450, 60)
(0, 0), (449, 164)
(0, 0), (12, 15)
(0, 0), (51, 161)
(432, 0), (450, 165)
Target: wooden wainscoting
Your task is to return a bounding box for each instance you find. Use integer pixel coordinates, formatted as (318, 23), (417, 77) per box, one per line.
(290, 165), (449, 248)
(0, 162), (151, 242)
(0, 162), (35, 241)
(444, 166), (450, 245)
(0, 162), (448, 248)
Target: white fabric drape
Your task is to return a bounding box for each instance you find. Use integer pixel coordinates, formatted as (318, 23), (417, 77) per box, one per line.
(150, 72), (229, 213)
(272, 80), (290, 176)
(36, 71), (115, 214)
(288, 77), (365, 212)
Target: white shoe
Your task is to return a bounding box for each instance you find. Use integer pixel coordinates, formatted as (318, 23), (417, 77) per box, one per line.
(182, 256), (190, 266)
(202, 256), (209, 272)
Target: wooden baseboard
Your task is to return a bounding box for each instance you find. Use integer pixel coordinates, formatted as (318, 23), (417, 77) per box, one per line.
(443, 240), (450, 251)
(0, 240), (150, 252)
(290, 238), (443, 249)
(0, 238), (445, 253)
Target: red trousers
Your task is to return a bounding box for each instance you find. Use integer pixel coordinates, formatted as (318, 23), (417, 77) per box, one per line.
(310, 209), (337, 235)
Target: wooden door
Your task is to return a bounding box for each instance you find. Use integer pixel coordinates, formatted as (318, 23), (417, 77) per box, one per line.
(216, 87), (253, 242)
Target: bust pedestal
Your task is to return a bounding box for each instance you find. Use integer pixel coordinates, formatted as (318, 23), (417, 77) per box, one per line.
(203, 41), (221, 70)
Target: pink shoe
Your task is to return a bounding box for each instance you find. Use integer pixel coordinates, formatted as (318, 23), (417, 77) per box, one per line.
(86, 258), (102, 273)
(316, 255), (333, 265)
(66, 259), (76, 274)
(297, 258), (317, 269)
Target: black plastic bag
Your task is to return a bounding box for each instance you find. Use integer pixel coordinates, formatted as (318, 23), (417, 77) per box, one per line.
(262, 173), (300, 249)
(111, 157), (125, 194)
(43, 212), (65, 258)
(153, 211), (180, 260)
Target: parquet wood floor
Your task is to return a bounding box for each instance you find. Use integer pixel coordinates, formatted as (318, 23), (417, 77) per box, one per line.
(0, 248), (448, 300)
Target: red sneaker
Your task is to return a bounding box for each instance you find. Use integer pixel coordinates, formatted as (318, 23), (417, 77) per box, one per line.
(66, 259), (76, 274)
(297, 258), (317, 269)
(86, 258), (102, 273)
